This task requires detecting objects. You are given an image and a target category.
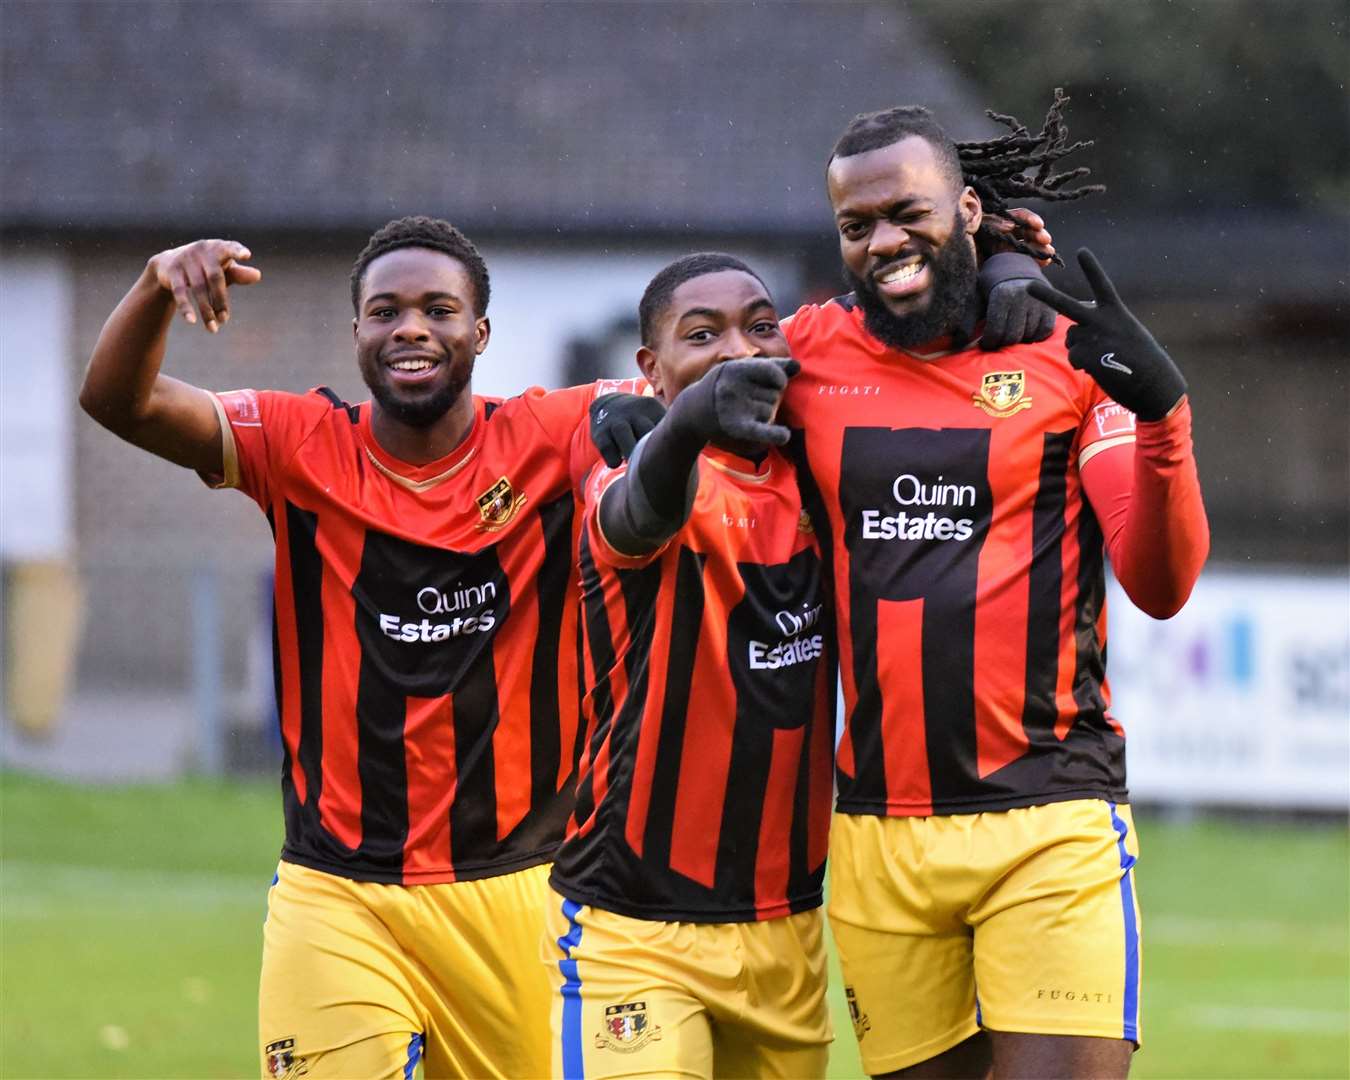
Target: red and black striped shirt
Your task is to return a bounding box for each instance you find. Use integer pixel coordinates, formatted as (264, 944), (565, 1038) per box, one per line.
(207, 381), (633, 884)
(550, 446), (834, 922)
(782, 299), (1140, 818)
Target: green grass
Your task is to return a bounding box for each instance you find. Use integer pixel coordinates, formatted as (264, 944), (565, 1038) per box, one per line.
(2, 775), (280, 1079)
(1131, 819), (1349, 1079)
(2, 774), (1346, 1079)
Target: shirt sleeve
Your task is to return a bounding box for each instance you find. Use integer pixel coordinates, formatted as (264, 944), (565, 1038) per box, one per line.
(780, 304), (828, 429)
(977, 251), (1045, 291)
(198, 388), (314, 511)
(516, 383), (593, 447)
(581, 459), (672, 571)
(1080, 397), (1210, 619)
(1076, 383), (1139, 472)
(525, 377), (654, 492)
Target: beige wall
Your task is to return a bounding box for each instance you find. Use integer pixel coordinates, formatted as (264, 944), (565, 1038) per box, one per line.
(1135, 298), (1348, 565)
(71, 249), (356, 687)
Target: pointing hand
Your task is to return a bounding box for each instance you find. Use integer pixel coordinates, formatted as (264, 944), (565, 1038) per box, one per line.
(149, 239), (261, 334)
(675, 357), (801, 448)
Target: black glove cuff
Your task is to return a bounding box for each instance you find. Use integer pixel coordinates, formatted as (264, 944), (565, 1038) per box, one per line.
(978, 252), (1045, 299)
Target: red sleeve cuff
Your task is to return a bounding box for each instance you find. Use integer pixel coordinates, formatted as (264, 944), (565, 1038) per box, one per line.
(1134, 396), (1194, 464)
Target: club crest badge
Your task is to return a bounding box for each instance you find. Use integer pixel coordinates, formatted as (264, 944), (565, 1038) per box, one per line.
(264, 1037), (309, 1078)
(797, 508), (815, 535)
(845, 986), (872, 1041)
(476, 476), (527, 531)
(973, 370), (1033, 418)
(595, 1001), (662, 1053)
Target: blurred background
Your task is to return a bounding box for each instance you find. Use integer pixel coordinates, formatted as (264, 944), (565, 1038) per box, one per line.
(1, 1), (1346, 1077)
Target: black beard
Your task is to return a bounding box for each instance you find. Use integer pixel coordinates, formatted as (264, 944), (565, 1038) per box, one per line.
(846, 214), (980, 351)
(363, 365), (470, 429)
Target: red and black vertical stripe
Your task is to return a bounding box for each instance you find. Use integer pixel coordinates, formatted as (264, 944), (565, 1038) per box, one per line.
(572, 528), (620, 832)
(525, 495), (576, 818)
(1019, 429), (1075, 750)
(350, 531), (511, 876)
(280, 500), (330, 863)
(836, 426), (994, 808)
(639, 546), (706, 870)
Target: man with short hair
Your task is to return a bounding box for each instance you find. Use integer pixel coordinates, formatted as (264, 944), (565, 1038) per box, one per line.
(778, 105), (1209, 1078)
(545, 253), (835, 1079)
(79, 216), (650, 1079)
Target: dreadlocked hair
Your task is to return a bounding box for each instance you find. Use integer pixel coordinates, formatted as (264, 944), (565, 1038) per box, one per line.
(957, 88), (1105, 265)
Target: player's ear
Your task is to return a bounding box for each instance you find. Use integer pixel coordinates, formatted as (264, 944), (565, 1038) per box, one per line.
(636, 346), (663, 397)
(474, 316), (491, 354)
(960, 186), (983, 235)
(351, 317), (359, 340)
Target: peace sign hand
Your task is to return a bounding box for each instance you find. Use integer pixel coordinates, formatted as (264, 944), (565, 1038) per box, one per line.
(1026, 248), (1187, 421)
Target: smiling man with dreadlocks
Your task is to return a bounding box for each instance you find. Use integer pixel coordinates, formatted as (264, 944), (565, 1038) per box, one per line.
(776, 93), (1209, 1078)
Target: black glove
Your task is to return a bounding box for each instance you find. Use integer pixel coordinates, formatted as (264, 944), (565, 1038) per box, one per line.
(597, 358), (800, 555)
(1026, 249), (1187, 421)
(978, 252), (1057, 351)
(667, 357), (800, 447)
(589, 392), (666, 468)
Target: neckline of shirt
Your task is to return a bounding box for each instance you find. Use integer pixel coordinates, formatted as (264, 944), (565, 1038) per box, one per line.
(357, 397), (483, 492)
(847, 301), (987, 363)
(702, 445), (774, 483)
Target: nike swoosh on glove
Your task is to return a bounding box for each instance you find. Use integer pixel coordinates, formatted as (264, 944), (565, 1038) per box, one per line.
(590, 392), (667, 468)
(1026, 248), (1187, 421)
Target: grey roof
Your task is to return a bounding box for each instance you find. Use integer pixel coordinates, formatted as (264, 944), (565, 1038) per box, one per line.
(2, 0), (992, 235)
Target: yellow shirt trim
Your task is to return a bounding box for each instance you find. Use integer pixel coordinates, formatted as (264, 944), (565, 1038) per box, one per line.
(206, 393), (241, 490)
(1079, 433), (1136, 469)
(361, 444), (479, 493)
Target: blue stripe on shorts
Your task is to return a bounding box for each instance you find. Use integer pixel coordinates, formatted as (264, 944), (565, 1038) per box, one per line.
(263, 867), (280, 924)
(403, 1032), (423, 1080)
(556, 897), (585, 1080)
(1108, 803), (1140, 1043)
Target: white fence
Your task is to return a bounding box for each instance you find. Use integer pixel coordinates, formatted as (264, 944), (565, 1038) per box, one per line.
(1109, 568), (1350, 810)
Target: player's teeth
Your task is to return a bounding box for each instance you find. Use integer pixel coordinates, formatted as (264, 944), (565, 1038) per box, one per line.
(392, 360), (433, 371)
(879, 263), (922, 285)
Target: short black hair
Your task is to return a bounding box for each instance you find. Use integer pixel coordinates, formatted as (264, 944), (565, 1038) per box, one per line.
(638, 253), (770, 346)
(350, 215), (491, 315)
(829, 105), (963, 189)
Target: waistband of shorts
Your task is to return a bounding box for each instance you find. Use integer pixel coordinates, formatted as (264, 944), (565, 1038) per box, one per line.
(834, 786), (1130, 819)
(549, 870), (823, 925)
(280, 844), (555, 886)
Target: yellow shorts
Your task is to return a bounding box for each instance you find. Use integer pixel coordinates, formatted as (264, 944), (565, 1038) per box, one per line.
(259, 859), (554, 1079)
(542, 890), (832, 1079)
(828, 800), (1142, 1075)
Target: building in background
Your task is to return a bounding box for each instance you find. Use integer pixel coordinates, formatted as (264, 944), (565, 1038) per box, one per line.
(0, 1), (989, 770)
(1, 1), (1345, 800)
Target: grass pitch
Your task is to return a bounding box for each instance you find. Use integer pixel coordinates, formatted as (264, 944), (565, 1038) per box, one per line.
(2, 773), (1346, 1079)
